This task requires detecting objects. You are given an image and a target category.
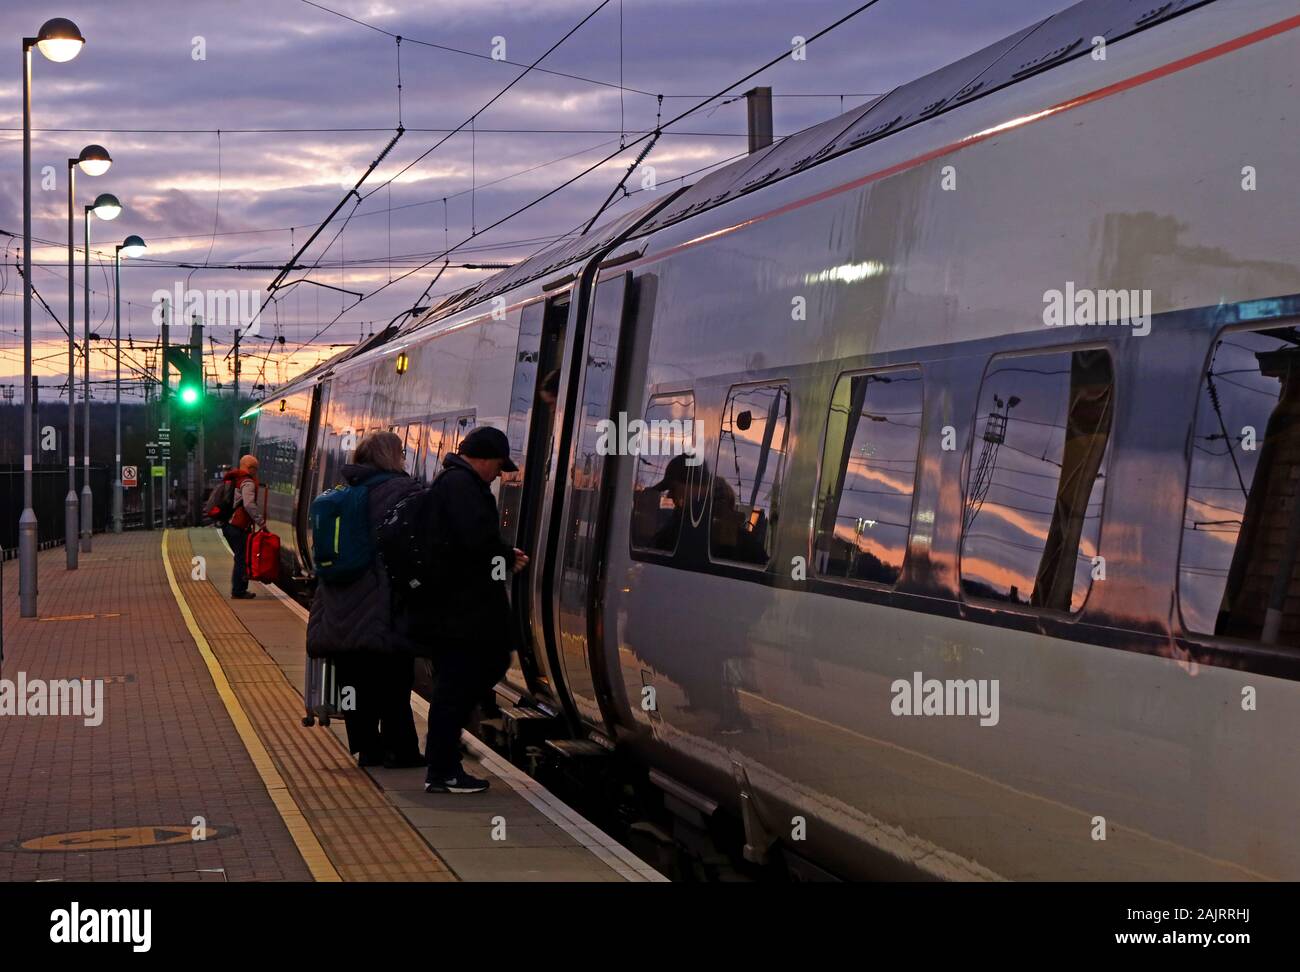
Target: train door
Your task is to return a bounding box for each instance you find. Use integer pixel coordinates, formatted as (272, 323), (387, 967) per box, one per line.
(500, 295), (571, 707)
(548, 271), (634, 733)
(294, 382), (327, 574)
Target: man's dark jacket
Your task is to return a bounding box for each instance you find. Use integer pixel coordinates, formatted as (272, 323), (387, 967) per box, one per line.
(403, 453), (519, 654)
(306, 463), (422, 658)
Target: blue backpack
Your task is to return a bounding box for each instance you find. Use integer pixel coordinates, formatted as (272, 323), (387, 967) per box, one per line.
(309, 472), (397, 585)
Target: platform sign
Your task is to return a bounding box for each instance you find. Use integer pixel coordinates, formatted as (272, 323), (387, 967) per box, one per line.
(122, 465), (138, 488)
(145, 441), (158, 462)
(151, 465), (165, 478)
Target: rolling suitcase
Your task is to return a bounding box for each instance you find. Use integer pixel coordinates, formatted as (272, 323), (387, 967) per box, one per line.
(302, 655), (341, 727)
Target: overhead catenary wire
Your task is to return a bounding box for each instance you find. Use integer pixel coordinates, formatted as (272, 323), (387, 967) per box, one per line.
(0, 125), (817, 135)
(126, 134), (638, 246)
(357, 0), (617, 204)
(376, 0), (885, 287)
(379, 1), (884, 292)
(264, 0), (621, 368)
(265, 128), (404, 294)
(395, 35), (403, 128)
(273, 0), (885, 373)
(203, 130), (222, 268)
(297, 0), (880, 104)
(247, 0), (624, 379)
(10, 228), (563, 266)
(302, 0), (655, 99)
(582, 129), (660, 234)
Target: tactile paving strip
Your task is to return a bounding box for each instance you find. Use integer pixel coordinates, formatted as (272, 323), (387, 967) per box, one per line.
(164, 531), (455, 882)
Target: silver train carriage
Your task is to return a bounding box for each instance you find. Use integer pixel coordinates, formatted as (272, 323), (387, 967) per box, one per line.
(249, 0), (1300, 879)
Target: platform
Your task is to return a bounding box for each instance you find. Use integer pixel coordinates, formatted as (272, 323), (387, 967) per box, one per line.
(0, 529), (663, 883)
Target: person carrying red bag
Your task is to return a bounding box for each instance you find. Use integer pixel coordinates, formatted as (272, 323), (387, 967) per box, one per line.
(222, 454), (265, 600)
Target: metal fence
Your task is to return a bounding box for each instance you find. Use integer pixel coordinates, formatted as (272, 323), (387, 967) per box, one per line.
(0, 465), (111, 555)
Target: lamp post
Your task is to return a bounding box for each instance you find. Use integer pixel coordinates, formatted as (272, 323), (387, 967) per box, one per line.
(81, 191), (120, 552)
(112, 235), (145, 533)
(64, 144), (111, 569)
(20, 17), (85, 617)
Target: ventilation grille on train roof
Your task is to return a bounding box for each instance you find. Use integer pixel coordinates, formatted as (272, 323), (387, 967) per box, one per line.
(634, 0), (1217, 236)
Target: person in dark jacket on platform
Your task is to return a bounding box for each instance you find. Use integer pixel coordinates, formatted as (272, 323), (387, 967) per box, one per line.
(422, 426), (528, 794)
(306, 431), (424, 768)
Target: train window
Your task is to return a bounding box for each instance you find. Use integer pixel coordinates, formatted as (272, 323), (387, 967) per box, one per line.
(402, 424), (422, 477)
(630, 392), (698, 554)
(424, 420), (447, 481)
(814, 368), (923, 585)
(1180, 326), (1300, 646)
(711, 382), (791, 566)
(959, 349), (1112, 612)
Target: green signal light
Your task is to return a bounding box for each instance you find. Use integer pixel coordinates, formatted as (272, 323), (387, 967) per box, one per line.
(179, 385), (200, 406)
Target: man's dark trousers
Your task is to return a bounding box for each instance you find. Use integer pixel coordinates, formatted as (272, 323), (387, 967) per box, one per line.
(425, 644), (510, 779)
(221, 522), (249, 595)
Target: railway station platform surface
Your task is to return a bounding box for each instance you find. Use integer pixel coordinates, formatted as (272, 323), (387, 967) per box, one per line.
(0, 529), (663, 883)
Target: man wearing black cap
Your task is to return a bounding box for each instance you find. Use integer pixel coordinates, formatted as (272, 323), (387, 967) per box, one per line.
(423, 426), (528, 794)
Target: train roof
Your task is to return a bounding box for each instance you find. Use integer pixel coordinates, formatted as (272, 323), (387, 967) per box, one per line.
(634, 0), (1214, 236)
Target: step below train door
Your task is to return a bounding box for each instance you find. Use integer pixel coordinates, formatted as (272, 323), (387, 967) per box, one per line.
(499, 293), (571, 711)
(548, 269), (636, 735)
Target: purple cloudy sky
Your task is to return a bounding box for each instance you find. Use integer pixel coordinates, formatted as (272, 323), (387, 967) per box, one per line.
(0, 0), (1065, 402)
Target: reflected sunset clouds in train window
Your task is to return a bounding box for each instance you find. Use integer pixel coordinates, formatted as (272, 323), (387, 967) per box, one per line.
(814, 368), (923, 585)
(711, 383), (791, 566)
(959, 349), (1112, 613)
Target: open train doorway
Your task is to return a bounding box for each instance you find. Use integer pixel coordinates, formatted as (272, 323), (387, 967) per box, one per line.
(500, 294), (570, 706)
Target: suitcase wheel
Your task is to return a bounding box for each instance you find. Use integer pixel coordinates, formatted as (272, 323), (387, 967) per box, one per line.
(320, 715), (331, 727)
(302, 714), (315, 727)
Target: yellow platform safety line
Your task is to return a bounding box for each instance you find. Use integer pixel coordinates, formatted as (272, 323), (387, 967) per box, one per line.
(160, 529), (342, 882)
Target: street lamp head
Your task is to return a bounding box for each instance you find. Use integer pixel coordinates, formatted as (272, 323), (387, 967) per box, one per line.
(76, 144), (112, 177)
(120, 235), (147, 259)
(35, 18), (85, 63)
(90, 192), (121, 221)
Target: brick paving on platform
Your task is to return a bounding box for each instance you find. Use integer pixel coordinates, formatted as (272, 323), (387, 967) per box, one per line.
(0, 531), (314, 882)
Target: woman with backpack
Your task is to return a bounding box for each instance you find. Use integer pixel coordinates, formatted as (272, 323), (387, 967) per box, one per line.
(305, 431), (424, 768)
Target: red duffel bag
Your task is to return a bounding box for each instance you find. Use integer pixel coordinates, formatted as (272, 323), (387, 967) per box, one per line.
(245, 529), (281, 584)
